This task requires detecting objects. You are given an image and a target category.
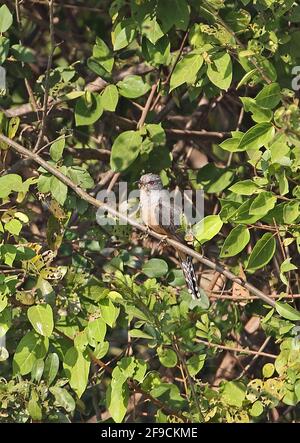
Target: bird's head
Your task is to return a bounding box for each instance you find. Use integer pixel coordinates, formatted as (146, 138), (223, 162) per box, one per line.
(138, 173), (163, 191)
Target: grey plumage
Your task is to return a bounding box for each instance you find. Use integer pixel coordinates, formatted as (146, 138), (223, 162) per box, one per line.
(139, 174), (200, 299)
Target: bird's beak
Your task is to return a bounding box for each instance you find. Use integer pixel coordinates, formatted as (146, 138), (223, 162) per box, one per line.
(134, 179), (141, 188)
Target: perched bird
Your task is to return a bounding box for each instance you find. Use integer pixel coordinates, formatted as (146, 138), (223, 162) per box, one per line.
(138, 173), (200, 299)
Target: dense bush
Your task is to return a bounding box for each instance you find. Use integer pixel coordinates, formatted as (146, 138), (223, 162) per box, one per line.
(0, 0), (300, 423)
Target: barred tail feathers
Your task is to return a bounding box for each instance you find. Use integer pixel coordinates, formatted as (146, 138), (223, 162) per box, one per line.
(180, 255), (200, 300)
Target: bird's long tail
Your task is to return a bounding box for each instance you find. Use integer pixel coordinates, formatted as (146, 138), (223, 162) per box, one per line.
(180, 255), (200, 299)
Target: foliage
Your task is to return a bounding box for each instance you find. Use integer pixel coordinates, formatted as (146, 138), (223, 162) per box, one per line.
(0, 0), (300, 423)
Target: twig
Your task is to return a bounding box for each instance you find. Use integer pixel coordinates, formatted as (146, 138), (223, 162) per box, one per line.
(174, 338), (204, 421)
(137, 81), (159, 129)
(208, 292), (300, 300)
(34, 0), (55, 151)
(0, 133), (279, 308)
(236, 337), (272, 379)
(195, 338), (277, 359)
(151, 29), (189, 111)
(165, 128), (230, 139)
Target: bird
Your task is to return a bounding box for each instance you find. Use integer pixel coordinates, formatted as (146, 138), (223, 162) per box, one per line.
(138, 173), (200, 300)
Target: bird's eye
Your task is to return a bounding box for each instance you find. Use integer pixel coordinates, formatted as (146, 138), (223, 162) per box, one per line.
(148, 181), (155, 185)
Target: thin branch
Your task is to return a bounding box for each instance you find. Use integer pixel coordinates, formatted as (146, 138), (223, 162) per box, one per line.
(34, 0), (55, 151)
(151, 29), (189, 111)
(0, 133), (278, 308)
(165, 128), (230, 139)
(137, 81), (159, 129)
(195, 338), (277, 359)
(236, 337), (272, 379)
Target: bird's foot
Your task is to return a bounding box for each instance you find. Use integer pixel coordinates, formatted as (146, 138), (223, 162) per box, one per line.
(157, 235), (169, 249)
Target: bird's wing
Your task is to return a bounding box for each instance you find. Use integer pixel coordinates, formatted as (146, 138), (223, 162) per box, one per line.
(154, 192), (184, 243)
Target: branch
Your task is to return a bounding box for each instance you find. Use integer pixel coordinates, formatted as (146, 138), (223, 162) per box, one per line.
(0, 133), (276, 308)
(34, 0), (55, 151)
(195, 339), (277, 359)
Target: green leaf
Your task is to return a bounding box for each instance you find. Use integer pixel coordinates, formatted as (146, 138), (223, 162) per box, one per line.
(193, 215), (223, 244)
(170, 53), (203, 91)
(236, 68), (258, 89)
(63, 347), (90, 398)
(269, 133), (290, 163)
(246, 233), (276, 271)
(157, 347), (178, 368)
(280, 258), (297, 274)
(221, 381), (246, 407)
(129, 329), (153, 340)
(117, 75), (151, 98)
(249, 192), (277, 216)
(276, 170), (289, 196)
(50, 386), (76, 413)
(158, 0), (189, 32)
(87, 318), (107, 345)
(101, 84), (119, 112)
(146, 123), (166, 146)
(250, 400), (264, 417)
(237, 123), (274, 151)
(283, 201), (299, 224)
(27, 397), (42, 421)
(295, 380), (300, 402)
(75, 93), (103, 126)
(229, 180), (259, 195)
(0, 5), (13, 33)
(31, 358), (44, 383)
(27, 304), (54, 337)
(113, 19), (136, 51)
(8, 116), (20, 139)
(219, 132), (244, 152)
(142, 258), (168, 278)
(187, 354), (206, 376)
(275, 301), (300, 321)
(141, 16), (164, 44)
(92, 37), (114, 73)
(50, 137), (65, 162)
(224, 9), (251, 32)
(50, 176), (68, 205)
(220, 225), (250, 258)
(94, 341), (109, 359)
(240, 97), (273, 123)
(110, 130), (142, 172)
(207, 52), (232, 90)
(255, 83), (281, 109)
(280, 258), (298, 285)
(67, 166), (94, 189)
(11, 44), (35, 63)
(232, 199), (262, 224)
(0, 244), (17, 266)
(0, 36), (10, 64)
(262, 363), (275, 378)
(0, 308), (11, 337)
(37, 174), (51, 193)
(142, 35), (171, 66)
(107, 368), (128, 423)
(13, 331), (49, 376)
(44, 353), (59, 385)
(0, 174), (23, 199)
(99, 298), (119, 327)
(4, 218), (22, 236)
